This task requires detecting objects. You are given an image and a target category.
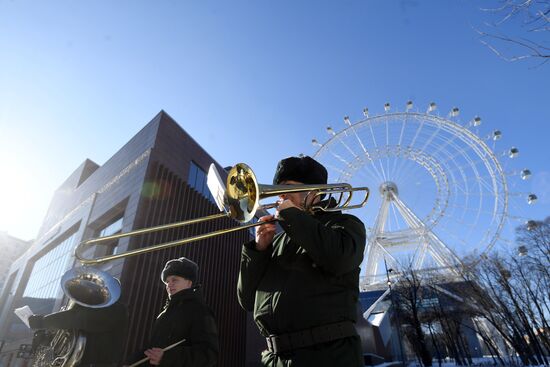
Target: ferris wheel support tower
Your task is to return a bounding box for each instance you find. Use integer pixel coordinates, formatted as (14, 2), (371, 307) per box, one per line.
(364, 180), (462, 285)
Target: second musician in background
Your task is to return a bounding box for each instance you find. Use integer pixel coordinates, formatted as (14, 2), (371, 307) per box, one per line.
(128, 257), (219, 367)
(237, 156), (367, 367)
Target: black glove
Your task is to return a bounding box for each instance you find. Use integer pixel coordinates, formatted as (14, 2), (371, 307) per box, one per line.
(28, 315), (44, 329)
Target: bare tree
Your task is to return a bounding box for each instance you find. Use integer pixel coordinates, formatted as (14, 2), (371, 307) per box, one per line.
(460, 259), (529, 364)
(477, 0), (550, 66)
(393, 265), (433, 367)
(422, 275), (486, 366)
(458, 241), (550, 366)
(514, 217), (550, 354)
(387, 218), (549, 365)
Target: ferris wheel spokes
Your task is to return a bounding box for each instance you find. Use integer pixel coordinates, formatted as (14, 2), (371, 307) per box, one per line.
(313, 103), (535, 289)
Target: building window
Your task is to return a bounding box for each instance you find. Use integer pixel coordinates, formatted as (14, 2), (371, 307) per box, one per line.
(22, 231), (78, 315)
(96, 216), (124, 257)
(188, 161), (216, 204)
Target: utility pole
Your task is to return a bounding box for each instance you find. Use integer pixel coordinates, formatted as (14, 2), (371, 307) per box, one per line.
(385, 258), (406, 365)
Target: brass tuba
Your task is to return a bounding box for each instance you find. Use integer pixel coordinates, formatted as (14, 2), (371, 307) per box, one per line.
(31, 267), (121, 367)
(32, 325), (86, 367)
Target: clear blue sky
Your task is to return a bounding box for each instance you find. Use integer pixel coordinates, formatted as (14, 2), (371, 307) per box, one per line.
(1, 0), (548, 244)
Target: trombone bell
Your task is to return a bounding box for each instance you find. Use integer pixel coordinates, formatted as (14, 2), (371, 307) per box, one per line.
(225, 163), (261, 223)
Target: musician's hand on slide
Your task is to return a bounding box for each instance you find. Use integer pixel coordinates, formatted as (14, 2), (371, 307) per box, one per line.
(276, 198), (300, 214)
(144, 348), (164, 365)
(255, 215), (276, 251)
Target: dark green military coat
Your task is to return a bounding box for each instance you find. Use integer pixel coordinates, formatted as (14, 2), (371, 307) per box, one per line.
(238, 205), (366, 366)
(130, 286), (219, 367)
(29, 301), (129, 366)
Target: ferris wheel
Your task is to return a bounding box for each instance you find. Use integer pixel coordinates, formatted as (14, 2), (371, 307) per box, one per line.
(310, 101), (537, 287)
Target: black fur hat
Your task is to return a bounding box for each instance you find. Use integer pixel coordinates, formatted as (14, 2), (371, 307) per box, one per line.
(161, 257), (198, 283)
(273, 156), (328, 185)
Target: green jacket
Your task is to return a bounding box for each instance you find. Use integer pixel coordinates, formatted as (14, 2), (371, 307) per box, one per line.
(29, 301), (128, 366)
(130, 286), (219, 367)
(237, 205), (366, 337)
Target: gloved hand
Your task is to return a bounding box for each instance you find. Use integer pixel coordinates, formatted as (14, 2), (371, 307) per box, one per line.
(28, 315), (44, 329)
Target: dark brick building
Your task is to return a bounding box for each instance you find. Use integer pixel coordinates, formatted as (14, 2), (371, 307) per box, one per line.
(0, 111), (254, 367)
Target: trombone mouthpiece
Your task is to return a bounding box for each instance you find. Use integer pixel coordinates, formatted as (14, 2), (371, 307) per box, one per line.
(261, 203), (279, 210)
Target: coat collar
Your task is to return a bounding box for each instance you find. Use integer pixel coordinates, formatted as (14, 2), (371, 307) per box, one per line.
(165, 285), (202, 307)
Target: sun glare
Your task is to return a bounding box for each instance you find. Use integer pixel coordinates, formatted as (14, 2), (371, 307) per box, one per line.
(0, 154), (45, 241)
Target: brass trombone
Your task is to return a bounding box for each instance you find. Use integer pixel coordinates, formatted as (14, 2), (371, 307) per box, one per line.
(74, 163), (370, 265)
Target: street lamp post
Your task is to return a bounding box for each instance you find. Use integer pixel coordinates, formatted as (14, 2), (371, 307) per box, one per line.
(384, 258), (406, 365)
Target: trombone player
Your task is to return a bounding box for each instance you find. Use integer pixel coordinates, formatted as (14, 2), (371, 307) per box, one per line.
(237, 156), (367, 366)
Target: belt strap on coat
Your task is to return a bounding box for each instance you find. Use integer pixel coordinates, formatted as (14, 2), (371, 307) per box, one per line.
(265, 321), (356, 355)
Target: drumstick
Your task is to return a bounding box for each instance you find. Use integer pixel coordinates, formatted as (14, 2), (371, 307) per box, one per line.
(128, 339), (186, 367)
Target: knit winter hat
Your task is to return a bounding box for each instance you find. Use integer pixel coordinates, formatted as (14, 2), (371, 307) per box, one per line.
(273, 156), (328, 185)
(161, 257), (198, 283)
